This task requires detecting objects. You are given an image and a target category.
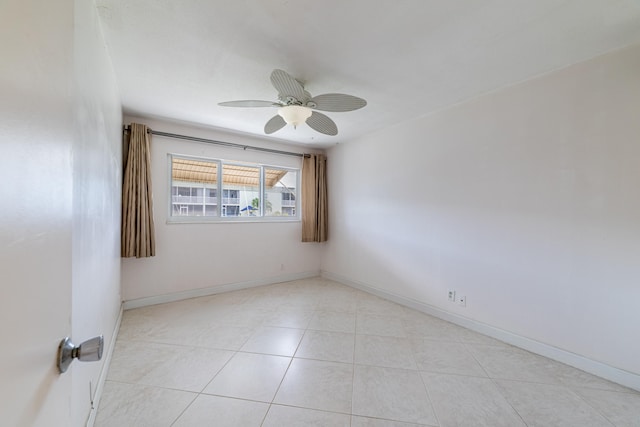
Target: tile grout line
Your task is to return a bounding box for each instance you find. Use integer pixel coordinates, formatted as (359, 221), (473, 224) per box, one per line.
(100, 278), (640, 425)
(168, 392), (200, 427)
(417, 371), (442, 427)
(404, 322), (442, 427)
(169, 306), (248, 426)
(259, 290), (310, 426)
(564, 387), (617, 427)
(463, 342), (530, 427)
(171, 292), (274, 426)
(350, 300), (359, 426)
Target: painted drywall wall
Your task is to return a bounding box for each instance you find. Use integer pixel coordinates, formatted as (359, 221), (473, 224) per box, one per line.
(71, 0), (123, 425)
(0, 1), (122, 425)
(322, 45), (640, 376)
(121, 116), (323, 301)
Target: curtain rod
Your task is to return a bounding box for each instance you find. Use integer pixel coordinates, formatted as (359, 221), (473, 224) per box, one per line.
(123, 126), (310, 159)
(123, 126), (311, 158)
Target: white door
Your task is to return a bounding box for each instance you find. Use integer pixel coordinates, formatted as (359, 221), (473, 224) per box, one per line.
(0, 0), (75, 425)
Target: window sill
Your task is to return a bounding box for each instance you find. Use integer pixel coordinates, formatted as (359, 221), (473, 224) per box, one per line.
(166, 217), (301, 225)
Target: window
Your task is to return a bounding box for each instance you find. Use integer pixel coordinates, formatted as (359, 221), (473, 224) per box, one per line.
(169, 155), (299, 221)
(265, 167), (298, 217)
(222, 165), (258, 217)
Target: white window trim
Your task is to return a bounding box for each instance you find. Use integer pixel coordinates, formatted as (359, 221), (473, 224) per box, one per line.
(167, 153), (301, 224)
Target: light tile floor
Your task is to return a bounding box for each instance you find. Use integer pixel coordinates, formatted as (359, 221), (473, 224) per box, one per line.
(95, 277), (640, 426)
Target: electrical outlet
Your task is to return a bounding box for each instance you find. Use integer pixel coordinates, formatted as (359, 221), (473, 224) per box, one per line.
(448, 290), (456, 302)
(457, 295), (466, 307)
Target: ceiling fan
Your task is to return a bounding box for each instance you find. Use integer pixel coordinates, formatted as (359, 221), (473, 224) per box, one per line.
(218, 69), (367, 136)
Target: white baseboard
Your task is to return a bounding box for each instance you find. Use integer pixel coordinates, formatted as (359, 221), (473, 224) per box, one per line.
(86, 304), (123, 427)
(321, 270), (640, 392)
(122, 270), (321, 310)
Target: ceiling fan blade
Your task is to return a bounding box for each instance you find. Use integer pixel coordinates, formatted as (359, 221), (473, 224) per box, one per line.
(264, 115), (287, 134)
(306, 111), (338, 136)
(309, 93), (367, 112)
(218, 100), (277, 107)
(270, 69), (307, 103)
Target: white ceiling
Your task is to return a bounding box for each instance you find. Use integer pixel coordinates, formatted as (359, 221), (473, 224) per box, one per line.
(96, 0), (640, 147)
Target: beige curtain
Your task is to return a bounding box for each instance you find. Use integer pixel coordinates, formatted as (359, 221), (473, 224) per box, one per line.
(301, 154), (328, 242)
(121, 123), (156, 257)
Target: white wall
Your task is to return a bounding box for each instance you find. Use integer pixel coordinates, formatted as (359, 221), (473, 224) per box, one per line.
(322, 45), (640, 379)
(71, 1), (123, 425)
(0, 1), (122, 426)
(121, 116), (323, 302)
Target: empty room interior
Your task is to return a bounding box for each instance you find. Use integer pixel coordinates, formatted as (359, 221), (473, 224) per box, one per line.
(2, 0), (640, 426)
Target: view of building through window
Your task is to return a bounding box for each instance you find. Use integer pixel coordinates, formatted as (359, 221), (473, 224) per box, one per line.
(170, 156), (298, 219)
(264, 167), (296, 217)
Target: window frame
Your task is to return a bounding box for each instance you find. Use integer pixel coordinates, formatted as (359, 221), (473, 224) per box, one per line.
(167, 153), (301, 223)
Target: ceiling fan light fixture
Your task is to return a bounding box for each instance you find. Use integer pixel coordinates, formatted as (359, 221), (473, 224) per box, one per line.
(278, 105), (312, 129)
